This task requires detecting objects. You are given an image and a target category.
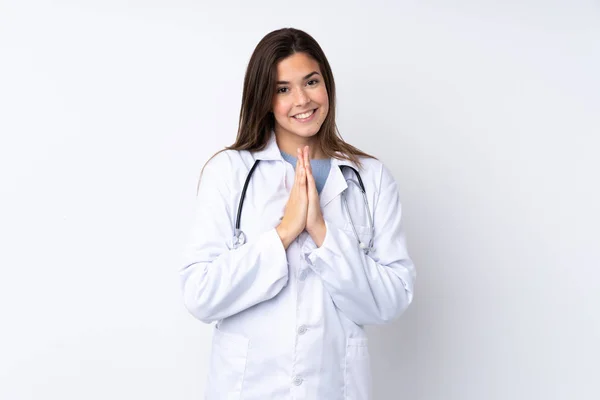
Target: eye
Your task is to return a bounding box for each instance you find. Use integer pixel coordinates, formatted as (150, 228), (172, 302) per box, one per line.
(277, 87), (288, 94)
(307, 79), (319, 86)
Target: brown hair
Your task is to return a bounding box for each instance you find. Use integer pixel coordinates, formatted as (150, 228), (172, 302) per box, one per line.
(198, 27), (375, 194)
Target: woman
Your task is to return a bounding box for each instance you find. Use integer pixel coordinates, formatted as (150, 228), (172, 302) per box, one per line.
(180, 27), (416, 400)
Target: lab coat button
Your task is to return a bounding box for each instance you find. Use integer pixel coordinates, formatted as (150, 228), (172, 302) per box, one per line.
(292, 376), (303, 386)
(297, 325), (307, 335)
(298, 270), (308, 281)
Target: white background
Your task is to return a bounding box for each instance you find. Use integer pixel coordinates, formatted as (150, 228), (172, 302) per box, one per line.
(1, 1), (599, 399)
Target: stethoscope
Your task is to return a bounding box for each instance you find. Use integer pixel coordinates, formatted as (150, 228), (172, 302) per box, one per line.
(232, 160), (375, 254)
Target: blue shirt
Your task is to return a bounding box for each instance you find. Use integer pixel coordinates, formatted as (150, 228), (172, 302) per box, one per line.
(280, 150), (331, 194)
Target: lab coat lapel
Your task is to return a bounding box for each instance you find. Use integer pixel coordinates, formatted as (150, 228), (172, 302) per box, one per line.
(319, 158), (351, 209)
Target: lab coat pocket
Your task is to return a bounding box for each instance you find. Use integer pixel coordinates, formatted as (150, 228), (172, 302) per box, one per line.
(343, 222), (370, 237)
(205, 325), (249, 400)
(342, 223), (372, 247)
(344, 337), (372, 400)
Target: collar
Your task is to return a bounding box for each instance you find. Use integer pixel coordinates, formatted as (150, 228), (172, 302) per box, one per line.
(253, 131), (284, 161)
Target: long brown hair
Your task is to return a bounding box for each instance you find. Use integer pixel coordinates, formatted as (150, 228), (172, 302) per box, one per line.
(198, 27), (375, 193)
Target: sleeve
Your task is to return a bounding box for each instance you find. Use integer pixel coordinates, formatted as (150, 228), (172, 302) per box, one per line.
(179, 153), (289, 324)
(301, 165), (416, 325)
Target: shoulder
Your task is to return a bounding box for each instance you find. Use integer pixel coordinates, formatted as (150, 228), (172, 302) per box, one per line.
(198, 149), (258, 192)
(201, 149), (255, 175)
(197, 150), (241, 193)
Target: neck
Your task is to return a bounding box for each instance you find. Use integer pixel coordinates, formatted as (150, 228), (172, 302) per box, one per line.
(274, 129), (326, 159)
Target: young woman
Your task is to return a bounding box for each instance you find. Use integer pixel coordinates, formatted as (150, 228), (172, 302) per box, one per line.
(180, 28), (416, 400)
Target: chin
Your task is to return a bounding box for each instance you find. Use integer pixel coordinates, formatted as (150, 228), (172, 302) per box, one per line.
(292, 130), (319, 139)
(277, 123), (320, 139)
(294, 126), (320, 137)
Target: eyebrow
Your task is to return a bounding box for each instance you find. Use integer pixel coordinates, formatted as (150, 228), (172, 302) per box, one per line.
(276, 71), (320, 85)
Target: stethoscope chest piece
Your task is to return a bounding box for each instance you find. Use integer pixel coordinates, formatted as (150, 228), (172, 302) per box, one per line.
(232, 229), (246, 248)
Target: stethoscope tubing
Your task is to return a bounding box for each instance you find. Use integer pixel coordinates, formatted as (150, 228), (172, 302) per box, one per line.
(233, 160), (374, 253)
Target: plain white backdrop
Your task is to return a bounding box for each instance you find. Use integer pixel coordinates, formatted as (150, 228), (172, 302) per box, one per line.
(1, 1), (599, 399)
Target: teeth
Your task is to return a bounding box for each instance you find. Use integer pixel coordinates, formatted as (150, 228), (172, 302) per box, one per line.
(294, 110), (314, 119)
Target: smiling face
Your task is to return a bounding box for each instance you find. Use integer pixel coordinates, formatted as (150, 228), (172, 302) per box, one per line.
(271, 52), (329, 141)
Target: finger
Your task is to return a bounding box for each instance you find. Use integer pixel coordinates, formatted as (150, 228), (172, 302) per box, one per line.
(296, 148), (306, 181)
(301, 147), (316, 194)
(304, 163), (317, 195)
(296, 148), (301, 168)
(298, 162), (306, 187)
(305, 156), (314, 181)
(304, 148), (314, 181)
(306, 165), (316, 193)
(298, 147), (306, 169)
(304, 146), (310, 174)
(295, 148), (302, 180)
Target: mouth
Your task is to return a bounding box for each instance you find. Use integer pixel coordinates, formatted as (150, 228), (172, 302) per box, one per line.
(291, 108), (317, 122)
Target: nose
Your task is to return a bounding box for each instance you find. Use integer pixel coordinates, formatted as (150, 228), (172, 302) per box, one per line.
(294, 88), (310, 107)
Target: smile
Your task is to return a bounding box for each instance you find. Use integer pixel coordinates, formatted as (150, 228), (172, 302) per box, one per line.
(292, 109), (317, 122)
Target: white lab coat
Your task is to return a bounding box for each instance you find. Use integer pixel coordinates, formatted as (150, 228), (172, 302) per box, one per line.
(180, 132), (415, 400)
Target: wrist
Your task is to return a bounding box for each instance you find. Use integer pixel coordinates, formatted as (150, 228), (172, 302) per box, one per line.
(308, 219), (327, 247)
(276, 224), (294, 249)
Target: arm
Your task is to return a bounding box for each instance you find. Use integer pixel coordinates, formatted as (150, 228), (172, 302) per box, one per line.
(302, 166), (415, 325)
(179, 153), (289, 323)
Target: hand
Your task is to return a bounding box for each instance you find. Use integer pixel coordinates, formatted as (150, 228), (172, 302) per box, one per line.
(302, 146), (327, 247)
(276, 148), (308, 249)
